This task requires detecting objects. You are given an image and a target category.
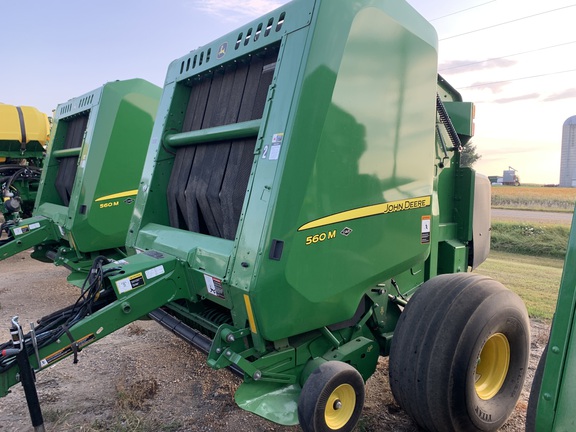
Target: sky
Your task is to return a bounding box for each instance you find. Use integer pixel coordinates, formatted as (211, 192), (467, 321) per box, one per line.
(1, 0), (575, 185)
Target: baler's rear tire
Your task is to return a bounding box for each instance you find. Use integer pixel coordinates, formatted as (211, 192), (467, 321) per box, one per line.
(298, 361), (365, 432)
(389, 273), (530, 432)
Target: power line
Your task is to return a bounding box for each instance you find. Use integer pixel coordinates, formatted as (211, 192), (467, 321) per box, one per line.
(458, 68), (576, 89)
(429, 1), (496, 22)
(440, 4), (576, 41)
(439, 40), (576, 72)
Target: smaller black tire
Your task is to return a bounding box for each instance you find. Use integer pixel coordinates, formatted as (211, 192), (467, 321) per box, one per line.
(298, 361), (365, 432)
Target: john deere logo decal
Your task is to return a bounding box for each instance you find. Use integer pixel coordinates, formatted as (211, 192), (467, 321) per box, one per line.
(217, 42), (228, 59)
(298, 196), (432, 231)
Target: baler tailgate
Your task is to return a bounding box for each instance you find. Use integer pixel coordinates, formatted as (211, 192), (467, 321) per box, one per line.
(54, 114), (88, 206)
(167, 47), (278, 240)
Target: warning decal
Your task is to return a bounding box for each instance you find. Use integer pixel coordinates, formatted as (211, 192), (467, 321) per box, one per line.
(13, 225), (30, 236)
(421, 215), (431, 244)
(145, 265), (165, 280)
(204, 275), (225, 299)
(116, 272), (145, 294)
(269, 133), (283, 160)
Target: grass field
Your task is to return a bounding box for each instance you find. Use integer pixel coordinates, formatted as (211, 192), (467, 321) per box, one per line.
(475, 251), (563, 320)
(491, 222), (569, 258)
(488, 186), (574, 320)
(492, 186), (576, 211)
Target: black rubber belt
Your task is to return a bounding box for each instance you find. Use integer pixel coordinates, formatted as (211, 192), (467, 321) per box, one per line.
(15, 106), (27, 150)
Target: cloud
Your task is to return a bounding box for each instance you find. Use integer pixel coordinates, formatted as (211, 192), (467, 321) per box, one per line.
(439, 58), (516, 74)
(544, 88), (576, 102)
(188, 0), (284, 20)
(493, 93), (540, 104)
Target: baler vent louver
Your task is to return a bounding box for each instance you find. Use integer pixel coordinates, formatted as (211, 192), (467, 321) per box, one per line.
(179, 11), (286, 75)
(78, 94), (94, 108)
(59, 104), (72, 115)
(181, 48), (213, 74)
(54, 114), (89, 206)
(235, 11), (286, 50)
(167, 46), (279, 240)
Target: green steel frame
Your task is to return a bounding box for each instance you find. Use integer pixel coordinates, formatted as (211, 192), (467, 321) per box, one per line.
(533, 207), (576, 431)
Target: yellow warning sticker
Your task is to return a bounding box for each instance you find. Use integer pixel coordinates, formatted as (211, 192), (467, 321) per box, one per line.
(13, 225), (30, 236)
(116, 272), (145, 294)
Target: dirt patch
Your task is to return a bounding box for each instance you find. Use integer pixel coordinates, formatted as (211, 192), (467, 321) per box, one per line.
(0, 251), (549, 431)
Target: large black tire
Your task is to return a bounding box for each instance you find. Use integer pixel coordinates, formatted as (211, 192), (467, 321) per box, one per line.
(525, 344), (547, 432)
(298, 361), (365, 432)
(389, 273), (530, 432)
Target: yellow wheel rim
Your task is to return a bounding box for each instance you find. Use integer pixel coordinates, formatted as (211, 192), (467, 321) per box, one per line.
(325, 383), (356, 430)
(475, 333), (510, 400)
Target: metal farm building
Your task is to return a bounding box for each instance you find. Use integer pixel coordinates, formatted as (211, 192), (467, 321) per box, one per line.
(560, 115), (576, 187)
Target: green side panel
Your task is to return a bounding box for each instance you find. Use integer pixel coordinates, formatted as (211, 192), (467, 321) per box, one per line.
(34, 79), (161, 253)
(444, 101), (474, 137)
(536, 208), (576, 431)
(437, 239), (467, 274)
(437, 166), (474, 242)
(242, 2), (438, 341)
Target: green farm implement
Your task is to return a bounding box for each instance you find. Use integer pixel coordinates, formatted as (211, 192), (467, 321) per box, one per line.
(0, 79), (161, 285)
(0, 104), (50, 220)
(0, 1), (531, 431)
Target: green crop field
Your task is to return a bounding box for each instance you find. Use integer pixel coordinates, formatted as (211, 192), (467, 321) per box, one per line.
(492, 186), (576, 211)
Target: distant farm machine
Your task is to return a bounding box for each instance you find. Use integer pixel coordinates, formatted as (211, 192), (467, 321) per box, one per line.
(0, 80), (161, 285)
(0, 1), (533, 432)
(489, 166), (520, 186)
(503, 166), (520, 186)
(0, 104), (50, 221)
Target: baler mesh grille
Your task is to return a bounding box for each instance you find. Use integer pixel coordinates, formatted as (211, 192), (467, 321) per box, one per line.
(167, 48), (278, 240)
(55, 114), (89, 206)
